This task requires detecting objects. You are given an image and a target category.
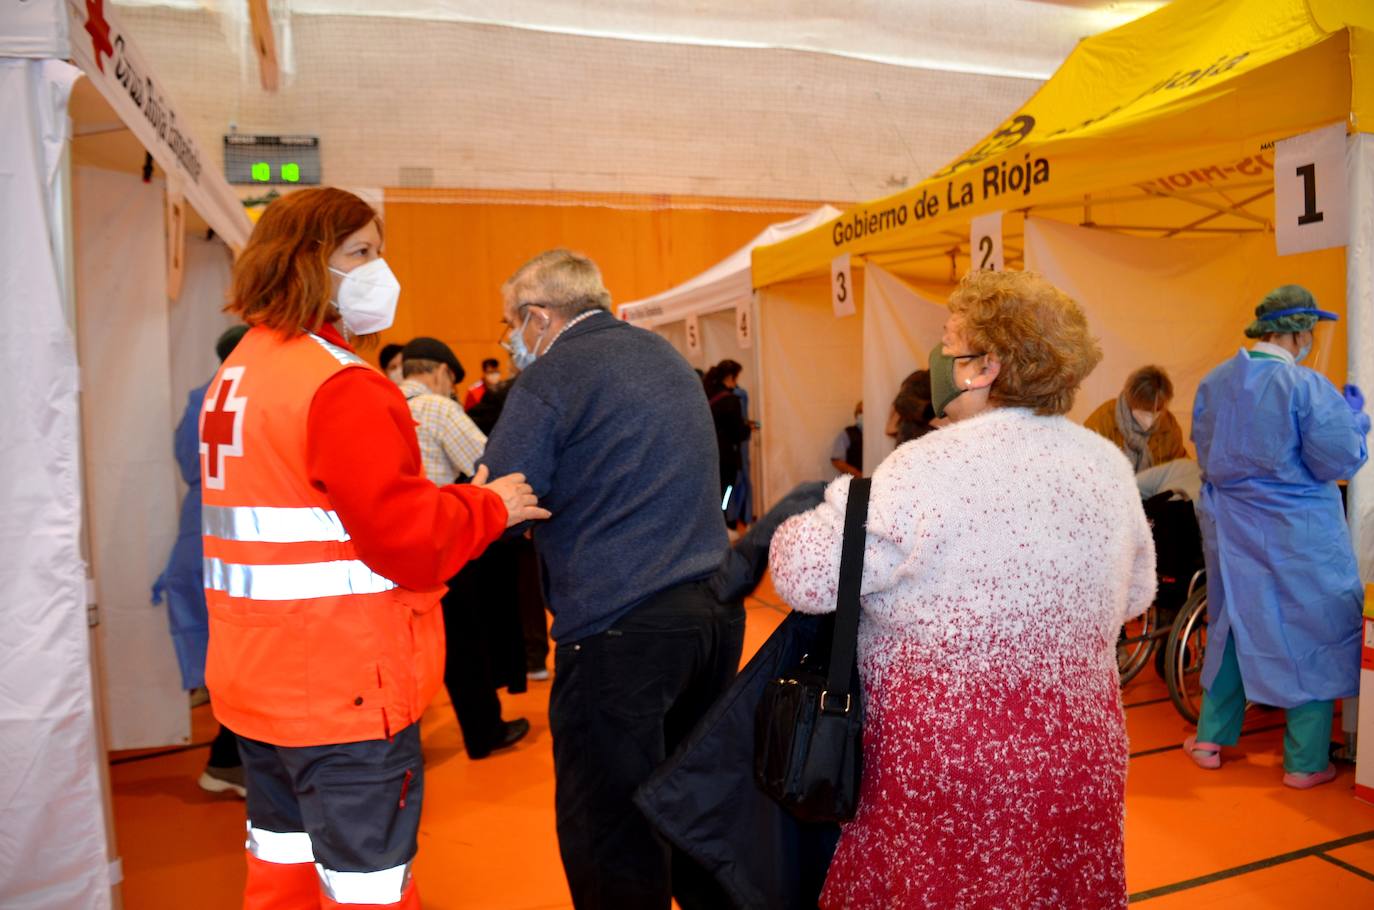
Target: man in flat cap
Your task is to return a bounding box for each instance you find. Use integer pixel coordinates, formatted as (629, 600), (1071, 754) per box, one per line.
(1184, 285), (1369, 789)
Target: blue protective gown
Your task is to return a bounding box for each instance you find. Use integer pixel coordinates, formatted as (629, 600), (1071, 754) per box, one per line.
(1192, 349), (1367, 708)
(151, 383), (209, 690)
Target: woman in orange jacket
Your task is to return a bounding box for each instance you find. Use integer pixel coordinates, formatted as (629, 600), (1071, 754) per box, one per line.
(202, 187), (548, 910)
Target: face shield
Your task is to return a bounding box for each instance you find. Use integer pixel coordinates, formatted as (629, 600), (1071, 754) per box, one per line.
(1305, 319), (1337, 373)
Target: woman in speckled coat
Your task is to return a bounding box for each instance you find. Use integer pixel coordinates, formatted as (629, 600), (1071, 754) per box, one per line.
(770, 270), (1156, 909)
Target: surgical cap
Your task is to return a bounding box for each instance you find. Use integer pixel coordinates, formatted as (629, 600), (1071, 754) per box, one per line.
(1243, 285), (1338, 338)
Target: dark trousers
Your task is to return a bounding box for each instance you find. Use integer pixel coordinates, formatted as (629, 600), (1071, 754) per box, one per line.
(207, 722), (242, 768)
(515, 538), (551, 672)
(238, 723), (424, 874)
(550, 581), (746, 909)
(442, 572), (507, 757)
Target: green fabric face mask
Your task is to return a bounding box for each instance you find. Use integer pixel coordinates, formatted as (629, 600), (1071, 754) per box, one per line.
(928, 343), (964, 419)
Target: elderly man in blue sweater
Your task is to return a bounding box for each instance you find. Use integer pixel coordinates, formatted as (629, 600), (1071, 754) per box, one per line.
(480, 249), (740, 909)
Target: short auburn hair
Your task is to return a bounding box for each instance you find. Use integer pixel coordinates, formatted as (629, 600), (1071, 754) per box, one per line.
(228, 187), (380, 337)
(948, 270), (1102, 416)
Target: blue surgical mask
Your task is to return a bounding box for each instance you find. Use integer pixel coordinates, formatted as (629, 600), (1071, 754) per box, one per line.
(503, 312), (547, 371)
(1296, 342), (1312, 363)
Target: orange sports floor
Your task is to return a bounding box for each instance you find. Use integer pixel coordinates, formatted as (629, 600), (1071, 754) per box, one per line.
(111, 579), (1374, 908)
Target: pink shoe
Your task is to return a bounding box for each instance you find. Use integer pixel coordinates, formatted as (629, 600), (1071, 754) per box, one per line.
(1282, 764), (1337, 790)
(1183, 735), (1221, 770)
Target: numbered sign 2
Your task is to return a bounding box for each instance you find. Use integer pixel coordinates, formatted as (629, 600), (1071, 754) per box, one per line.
(1274, 122), (1348, 256)
(736, 295), (753, 350)
(969, 211), (1005, 272)
(831, 253), (855, 318)
(684, 313), (703, 361)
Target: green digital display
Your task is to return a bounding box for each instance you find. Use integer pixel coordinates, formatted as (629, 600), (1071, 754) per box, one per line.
(224, 135), (320, 186)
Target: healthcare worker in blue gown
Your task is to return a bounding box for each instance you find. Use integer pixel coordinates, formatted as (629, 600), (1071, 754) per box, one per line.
(1184, 286), (1369, 789)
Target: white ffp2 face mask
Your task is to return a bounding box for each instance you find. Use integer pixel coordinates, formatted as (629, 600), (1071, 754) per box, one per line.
(1131, 409), (1158, 431)
(330, 258), (400, 336)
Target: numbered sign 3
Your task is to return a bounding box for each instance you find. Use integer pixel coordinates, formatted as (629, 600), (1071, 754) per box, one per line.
(1274, 122), (1348, 256)
(831, 252), (855, 318)
(684, 313), (703, 362)
(970, 211), (1005, 272)
(737, 295), (753, 350)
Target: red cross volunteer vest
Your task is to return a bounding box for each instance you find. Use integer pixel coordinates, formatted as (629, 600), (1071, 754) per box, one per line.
(200, 326), (445, 747)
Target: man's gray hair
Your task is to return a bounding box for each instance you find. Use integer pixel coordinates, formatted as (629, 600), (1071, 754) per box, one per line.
(503, 249), (612, 315)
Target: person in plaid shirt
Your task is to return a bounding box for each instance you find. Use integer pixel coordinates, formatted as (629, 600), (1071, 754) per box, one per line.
(400, 335), (532, 758)
(399, 337), (487, 484)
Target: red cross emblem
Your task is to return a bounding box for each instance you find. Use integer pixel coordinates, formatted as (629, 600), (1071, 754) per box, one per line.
(201, 367), (247, 490)
(83, 0), (116, 74)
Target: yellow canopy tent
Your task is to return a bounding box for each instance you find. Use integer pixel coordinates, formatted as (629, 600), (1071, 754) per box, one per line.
(749, 0), (1374, 531)
(750, 0), (1374, 805)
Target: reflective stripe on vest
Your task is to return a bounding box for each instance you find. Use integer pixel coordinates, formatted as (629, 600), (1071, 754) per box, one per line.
(246, 823), (314, 865)
(203, 504), (351, 543)
(308, 332), (367, 367)
(205, 557), (398, 600)
(317, 862), (412, 905)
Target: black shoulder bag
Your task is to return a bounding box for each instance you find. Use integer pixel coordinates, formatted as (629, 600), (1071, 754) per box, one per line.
(754, 476), (870, 823)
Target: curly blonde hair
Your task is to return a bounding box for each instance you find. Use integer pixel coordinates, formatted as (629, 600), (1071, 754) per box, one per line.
(948, 270), (1102, 416)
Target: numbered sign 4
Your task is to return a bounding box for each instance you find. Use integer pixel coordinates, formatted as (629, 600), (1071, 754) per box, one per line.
(737, 295), (753, 350)
(1274, 122), (1348, 256)
(831, 253), (855, 318)
(684, 313), (703, 362)
(970, 211), (1005, 272)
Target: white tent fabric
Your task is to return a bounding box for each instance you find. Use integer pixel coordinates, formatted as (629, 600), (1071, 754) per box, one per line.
(75, 165), (191, 750)
(1347, 134), (1374, 580)
(756, 278), (864, 506)
(168, 234), (236, 428)
(66, 0), (252, 249)
(861, 264), (947, 474)
(619, 205), (841, 327)
(0, 58), (111, 910)
(1022, 217), (1349, 447)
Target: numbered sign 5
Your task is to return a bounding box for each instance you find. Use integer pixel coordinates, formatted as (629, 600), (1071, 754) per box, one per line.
(1274, 122), (1348, 256)
(736, 295), (753, 350)
(831, 253), (855, 318)
(969, 211), (1005, 272)
(684, 313), (703, 361)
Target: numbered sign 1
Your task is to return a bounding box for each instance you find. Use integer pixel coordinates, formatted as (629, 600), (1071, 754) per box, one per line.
(684, 313), (703, 360)
(831, 253), (855, 318)
(736, 295), (753, 350)
(969, 211), (1005, 272)
(1274, 122), (1348, 256)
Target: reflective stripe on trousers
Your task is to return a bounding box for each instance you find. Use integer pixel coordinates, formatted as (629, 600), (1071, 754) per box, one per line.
(203, 504), (351, 543)
(205, 556), (399, 600)
(317, 863), (413, 905)
(246, 823), (314, 864)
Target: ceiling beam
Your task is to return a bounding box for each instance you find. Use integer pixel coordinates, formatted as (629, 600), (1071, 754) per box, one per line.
(248, 0), (280, 93)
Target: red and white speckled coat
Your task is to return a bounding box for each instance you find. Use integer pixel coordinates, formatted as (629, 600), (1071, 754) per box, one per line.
(770, 406), (1156, 909)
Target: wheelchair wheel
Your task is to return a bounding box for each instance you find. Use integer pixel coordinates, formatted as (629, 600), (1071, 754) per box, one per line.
(1164, 585), (1208, 724)
(1116, 603), (1159, 685)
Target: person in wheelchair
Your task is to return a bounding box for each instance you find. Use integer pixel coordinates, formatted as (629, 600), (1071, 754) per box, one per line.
(1135, 459), (1204, 674)
(1184, 286), (1369, 790)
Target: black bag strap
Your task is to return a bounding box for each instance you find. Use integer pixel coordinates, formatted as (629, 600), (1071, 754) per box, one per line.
(822, 477), (871, 715)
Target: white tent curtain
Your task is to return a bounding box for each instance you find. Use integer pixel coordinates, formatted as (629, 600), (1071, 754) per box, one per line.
(167, 234), (237, 428)
(75, 165), (189, 750)
(0, 57), (111, 909)
(861, 264), (948, 475)
(619, 205), (841, 327)
(1346, 133), (1374, 580)
(756, 277), (864, 507)
(1022, 217), (1348, 446)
